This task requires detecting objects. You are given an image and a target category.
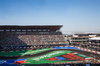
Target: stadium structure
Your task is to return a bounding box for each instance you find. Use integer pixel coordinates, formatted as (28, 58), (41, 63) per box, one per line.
(0, 25), (100, 66)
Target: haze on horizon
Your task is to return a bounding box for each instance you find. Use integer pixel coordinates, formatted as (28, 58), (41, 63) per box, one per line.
(0, 0), (100, 34)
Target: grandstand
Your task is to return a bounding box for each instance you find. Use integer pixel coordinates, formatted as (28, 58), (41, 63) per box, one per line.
(0, 25), (67, 51)
(0, 25), (100, 66)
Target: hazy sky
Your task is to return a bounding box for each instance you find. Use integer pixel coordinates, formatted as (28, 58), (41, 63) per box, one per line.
(0, 0), (100, 34)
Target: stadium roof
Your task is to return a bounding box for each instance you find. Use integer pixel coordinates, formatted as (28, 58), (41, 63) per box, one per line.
(0, 25), (63, 31)
(89, 37), (100, 40)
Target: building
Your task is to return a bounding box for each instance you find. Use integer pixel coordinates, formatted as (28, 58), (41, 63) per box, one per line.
(67, 33), (100, 51)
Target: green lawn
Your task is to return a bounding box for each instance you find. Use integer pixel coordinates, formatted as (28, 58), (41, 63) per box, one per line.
(23, 50), (72, 64)
(0, 48), (52, 56)
(22, 50), (93, 65)
(0, 49), (93, 65)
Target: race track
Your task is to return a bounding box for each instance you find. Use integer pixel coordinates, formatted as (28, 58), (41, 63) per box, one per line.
(0, 49), (100, 60)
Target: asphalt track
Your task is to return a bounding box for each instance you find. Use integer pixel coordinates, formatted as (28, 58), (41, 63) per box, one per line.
(0, 49), (100, 60)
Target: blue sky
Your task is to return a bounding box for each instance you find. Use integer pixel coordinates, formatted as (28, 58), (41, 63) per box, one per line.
(0, 0), (100, 34)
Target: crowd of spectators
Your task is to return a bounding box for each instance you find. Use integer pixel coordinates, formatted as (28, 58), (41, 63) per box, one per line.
(88, 43), (100, 51)
(0, 31), (67, 51)
(0, 32), (66, 45)
(71, 42), (100, 52)
(18, 35), (65, 45)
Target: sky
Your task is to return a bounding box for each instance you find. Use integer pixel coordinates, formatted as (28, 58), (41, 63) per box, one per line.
(0, 0), (100, 34)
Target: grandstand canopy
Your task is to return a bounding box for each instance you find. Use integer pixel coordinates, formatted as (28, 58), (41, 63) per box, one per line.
(0, 25), (63, 31)
(89, 37), (100, 40)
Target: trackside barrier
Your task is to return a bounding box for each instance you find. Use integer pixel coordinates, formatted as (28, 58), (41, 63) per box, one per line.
(53, 46), (82, 50)
(73, 46), (100, 55)
(60, 46), (100, 54)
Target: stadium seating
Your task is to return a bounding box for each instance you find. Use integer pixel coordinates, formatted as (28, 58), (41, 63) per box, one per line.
(0, 31), (67, 51)
(0, 34), (65, 45)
